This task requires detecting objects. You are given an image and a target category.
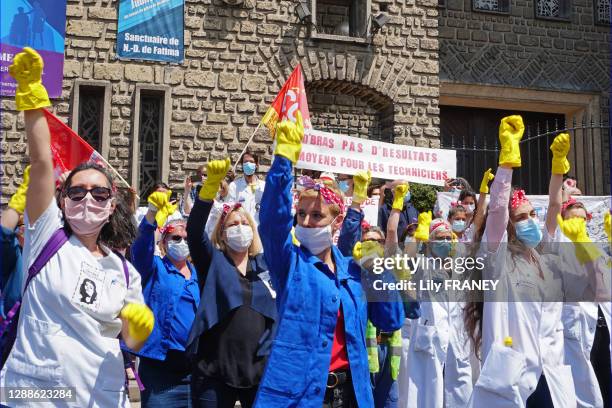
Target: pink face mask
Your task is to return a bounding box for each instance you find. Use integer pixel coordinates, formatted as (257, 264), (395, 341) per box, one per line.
(64, 194), (113, 237)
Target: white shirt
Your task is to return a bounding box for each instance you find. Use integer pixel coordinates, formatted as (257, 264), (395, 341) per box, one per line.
(228, 176), (265, 226)
(0, 200), (144, 407)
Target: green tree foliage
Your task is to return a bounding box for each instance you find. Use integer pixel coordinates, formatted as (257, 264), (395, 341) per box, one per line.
(410, 183), (441, 213)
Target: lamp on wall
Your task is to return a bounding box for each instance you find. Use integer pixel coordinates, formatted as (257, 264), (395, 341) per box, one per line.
(295, 1), (312, 23)
(370, 13), (389, 34)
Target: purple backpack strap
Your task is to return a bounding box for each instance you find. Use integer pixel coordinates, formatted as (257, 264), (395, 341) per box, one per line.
(26, 228), (70, 289)
(0, 228), (69, 338)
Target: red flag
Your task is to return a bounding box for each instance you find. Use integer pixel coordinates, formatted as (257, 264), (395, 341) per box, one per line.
(42, 109), (103, 179)
(261, 64), (312, 137)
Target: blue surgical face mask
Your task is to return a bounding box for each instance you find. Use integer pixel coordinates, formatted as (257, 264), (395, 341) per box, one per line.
(515, 217), (543, 248)
(452, 220), (466, 233)
(243, 162), (256, 176)
(431, 240), (451, 258)
(450, 187), (461, 193)
(403, 191), (412, 205)
(338, 180), (349, 193)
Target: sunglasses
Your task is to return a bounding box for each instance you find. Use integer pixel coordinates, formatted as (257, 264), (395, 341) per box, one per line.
(167, 235), (184, 242)
(65, 186), (112, 202)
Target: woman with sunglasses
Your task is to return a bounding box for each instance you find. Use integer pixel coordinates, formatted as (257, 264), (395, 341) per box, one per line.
(185, 158), (276, 408)
(254, 113), (403, 408)
(1, 48), (154, 407)
(129, 189), (200, 407)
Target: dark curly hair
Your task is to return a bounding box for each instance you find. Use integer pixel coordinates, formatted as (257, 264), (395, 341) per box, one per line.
(61, 162), (136, 249)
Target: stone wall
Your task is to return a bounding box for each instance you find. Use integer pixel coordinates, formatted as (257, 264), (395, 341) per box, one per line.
(0, 0), (440, 201)
(439, 0), (611, 192)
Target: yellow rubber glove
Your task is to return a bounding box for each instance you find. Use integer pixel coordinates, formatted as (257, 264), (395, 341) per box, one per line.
(604, 212), (611, 243)
(414, 211), (432, 242)
(8, 48), (51, 111)
(8, 165), (30, 214)
(120, 303), (154, 343)
(557, 214), (602, 264)
(352, 170), (371, 205)
(498, 115), (525, 168)
(479, 168), (495, 194)
(147, 190), (177, 227)
(392, 184), (409, 211)
(352, 240), (384, 261)
(274, 111), (304, 164)
(199, 158), (231, 201)
(550, 133), (570, 175)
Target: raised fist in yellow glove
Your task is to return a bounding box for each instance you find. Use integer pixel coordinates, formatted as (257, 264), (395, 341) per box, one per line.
(498, 115), (525, 168)
(352, 170), (371, 205)
(120, 303), (154, 343)
(557, 214), (602, 264)
(605, 212), (611, 243)
(8, 48), (51, 111)
(479, 168), (495, 194)
(550, 133), (570, 175)
(414, 211), (433, 242)
(392, 183), (409, 211)
(147, 190), (177, 227)
(8, 165), (30, 214)
(199, 158), (231, 201)
(274, 111), (304, 164)
(353, 240), (384, 261)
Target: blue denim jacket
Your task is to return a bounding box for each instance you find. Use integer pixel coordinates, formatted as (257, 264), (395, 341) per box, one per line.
(130, 218), (199, 360)
(0, 226), (23, 319)
(254, 156), (404, 408)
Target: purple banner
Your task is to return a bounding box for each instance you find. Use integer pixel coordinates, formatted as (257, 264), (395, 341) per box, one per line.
(0, 0), (67, 98)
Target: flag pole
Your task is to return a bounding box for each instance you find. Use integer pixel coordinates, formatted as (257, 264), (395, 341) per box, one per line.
(232, 121), (263, 173)
(95, 153), (135, 192)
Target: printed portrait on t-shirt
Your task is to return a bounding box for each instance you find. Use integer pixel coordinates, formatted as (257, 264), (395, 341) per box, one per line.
(79, 278), (98, 305)
(72, 261), (105, 313)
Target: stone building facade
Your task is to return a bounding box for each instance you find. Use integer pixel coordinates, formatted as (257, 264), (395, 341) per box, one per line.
(1, 0), (440, 202)
(1, 0), (609, 200)
(438, 0), (611, 194)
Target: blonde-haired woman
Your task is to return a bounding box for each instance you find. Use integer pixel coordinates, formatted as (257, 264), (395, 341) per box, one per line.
(185, 159), (276, 408)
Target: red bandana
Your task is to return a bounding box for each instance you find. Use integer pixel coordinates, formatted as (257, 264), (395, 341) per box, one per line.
(297, 176), (345, 214)
(510, 189), (529, 209)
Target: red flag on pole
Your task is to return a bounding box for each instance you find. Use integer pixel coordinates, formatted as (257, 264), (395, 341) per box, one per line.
(261, 64), (312, 137)
(42, 109), (131, 188)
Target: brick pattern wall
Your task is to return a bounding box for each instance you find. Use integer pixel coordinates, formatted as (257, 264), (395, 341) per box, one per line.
(439, 0), (610, 95)
(1, 0), (440, 201)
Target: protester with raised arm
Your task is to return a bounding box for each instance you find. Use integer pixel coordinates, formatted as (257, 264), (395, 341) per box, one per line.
(1, 47), (153, 407)
(186, 158), (276, 408)
(254, 113), (404, 408)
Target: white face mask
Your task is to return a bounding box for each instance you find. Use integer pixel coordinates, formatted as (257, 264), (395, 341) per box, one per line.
(465, 204), (475, 213)
(167, 239), (190, 262)
(225, 224), (254, 252)
(295, 223), (334, 255)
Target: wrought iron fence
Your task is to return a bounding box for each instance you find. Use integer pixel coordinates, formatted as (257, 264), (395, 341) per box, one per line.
(443, 116), (610, 195)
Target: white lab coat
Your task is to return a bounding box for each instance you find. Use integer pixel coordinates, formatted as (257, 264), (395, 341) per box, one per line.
(402, 259), (473, 408)
(468, 230), (577, 408)
(0, 201), (144, 407)
(554, 228), (612, 408)
(228, 176), (265, 226)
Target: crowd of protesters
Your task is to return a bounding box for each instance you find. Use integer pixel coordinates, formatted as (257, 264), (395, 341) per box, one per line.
(1, 47), (612, 408)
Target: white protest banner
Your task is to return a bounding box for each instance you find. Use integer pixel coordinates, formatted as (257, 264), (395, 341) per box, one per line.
(436, 192), (611, 242)
(296, 129), (456, 187)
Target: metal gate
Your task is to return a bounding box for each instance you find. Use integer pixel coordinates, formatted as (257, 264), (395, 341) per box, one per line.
(443, 117), (610, 195)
